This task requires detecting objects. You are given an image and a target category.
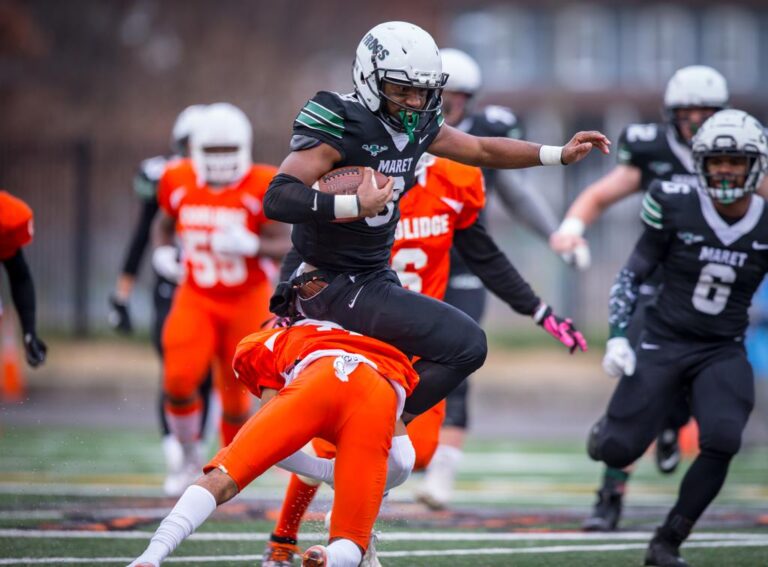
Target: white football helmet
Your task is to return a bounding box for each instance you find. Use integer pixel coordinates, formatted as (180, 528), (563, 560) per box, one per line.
(664, 65), (729, 110)
(440, 48), (482, 95)
(170, 104), (207, 156)
(352, 21), (447, 136)
(190, 103), (252, 187)
(692, 109), (768, 203)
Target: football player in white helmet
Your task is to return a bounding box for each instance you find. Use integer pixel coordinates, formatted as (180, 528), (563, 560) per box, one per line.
(264, 20), (608, 567)
(108, 104), (217, 497)
(190, 103), (253, 187)
(415, 46), (562, 512)
(591, 109), (768, 567)
(553, 67), (764, 533)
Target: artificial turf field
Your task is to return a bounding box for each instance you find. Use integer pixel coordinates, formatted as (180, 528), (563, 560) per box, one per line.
(0, 424), (766, 566)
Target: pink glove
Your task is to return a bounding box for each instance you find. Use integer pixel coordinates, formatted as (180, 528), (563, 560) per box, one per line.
(534, 304), (588, 354)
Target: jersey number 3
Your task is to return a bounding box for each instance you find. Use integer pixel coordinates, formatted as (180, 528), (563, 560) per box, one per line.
(692, 263), (735, 315)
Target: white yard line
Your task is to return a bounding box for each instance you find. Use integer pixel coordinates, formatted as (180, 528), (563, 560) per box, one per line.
(1, 540), (768, 564)
(1, 528), (767, 542)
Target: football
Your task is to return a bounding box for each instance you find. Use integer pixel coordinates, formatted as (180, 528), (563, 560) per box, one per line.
(314, 166), (390, 223)
(315, 166), (389, 196)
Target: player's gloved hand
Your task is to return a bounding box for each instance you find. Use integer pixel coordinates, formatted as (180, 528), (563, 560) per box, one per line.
(533, 304), (588, 353)
(357, 167), (394, 217)
(108, 294), (133, 334)
(23, 332), (47, 367)
(550, 218), (592, 270)
(151, 245), (183, 283)
(602, 337), (636, 378)
(210, 224), (260, 257)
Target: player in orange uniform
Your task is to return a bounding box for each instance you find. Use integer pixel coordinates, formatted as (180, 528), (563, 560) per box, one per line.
(262, 154), (587, 566)
(155, 103), (290, 494)
(0, 191), (46, 379)
(128, 319), (419, 567)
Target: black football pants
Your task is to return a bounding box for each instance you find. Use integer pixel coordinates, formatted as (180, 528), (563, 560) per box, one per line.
(296, 268), (488, 416)
(591, 331), (754, 524)
(442, 272), (487, 429)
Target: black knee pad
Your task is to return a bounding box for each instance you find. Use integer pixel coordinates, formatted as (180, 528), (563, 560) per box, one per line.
(444, 379), (470, 428)
(587, 416), (640, 469)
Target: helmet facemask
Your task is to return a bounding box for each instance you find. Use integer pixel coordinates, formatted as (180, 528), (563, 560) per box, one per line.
(373, 66), (447, 142)
(695, 150), (765, 204)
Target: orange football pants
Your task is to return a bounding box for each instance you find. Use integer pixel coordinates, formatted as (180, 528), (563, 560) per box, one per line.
(206, 357), (397, 550)
(312, 399), (446, 471)
(162, 282), (272, 432)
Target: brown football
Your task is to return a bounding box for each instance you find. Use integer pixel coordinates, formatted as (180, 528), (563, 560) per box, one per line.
(315, 166), (389, 196)
(315, 166), (390, 223)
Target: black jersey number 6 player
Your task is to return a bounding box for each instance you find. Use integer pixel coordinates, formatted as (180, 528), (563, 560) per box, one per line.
(263, 21), (609, 420)
(589, 109), (768, 567)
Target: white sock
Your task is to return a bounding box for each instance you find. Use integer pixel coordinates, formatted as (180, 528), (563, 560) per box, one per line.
(327, 538), (362, 567)
(429, 444), (462, 472)
(385, 434), (415, 491)
(130, 485), (216, 566)
(278, 450), (334, 485)
(166, 409), (202, 445)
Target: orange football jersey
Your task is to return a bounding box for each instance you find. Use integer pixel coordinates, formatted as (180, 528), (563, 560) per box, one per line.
(0, 191), (34, 260)
(233, 319), (419, 399)
(391, 157), (485, 300)
(158, 164), (278, 296)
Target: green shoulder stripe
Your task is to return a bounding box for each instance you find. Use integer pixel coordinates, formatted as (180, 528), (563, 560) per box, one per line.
(296, 111), (343, 139)
(304, 100), (344, 128)
(641, 208), (663, 229)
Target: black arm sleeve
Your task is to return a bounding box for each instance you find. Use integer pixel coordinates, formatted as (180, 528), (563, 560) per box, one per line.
(120, 198), (159, 276)
(608, 226), (671, 336)
(279, 246), (305, 282)
(3, 249), (37, 335)
(453, 221), (540, 315)
(264, 173), (336, 223)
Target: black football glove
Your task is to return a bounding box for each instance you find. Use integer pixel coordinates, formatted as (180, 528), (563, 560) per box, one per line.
(23, 332), (47, 367)
(108, 294), (133, 334)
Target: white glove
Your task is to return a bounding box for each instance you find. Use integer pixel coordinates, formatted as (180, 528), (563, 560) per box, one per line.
(562, 243), (592, 270)
(210, 224), (260, 257)
(602, 337), (636, 378)
(151, 245), (183, 283)
(556, 217), (592, 271)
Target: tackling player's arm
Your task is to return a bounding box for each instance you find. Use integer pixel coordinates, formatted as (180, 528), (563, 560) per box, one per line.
(428, 125), (610, 169)
(2, 250), (46, 366)
(264, 143), (394, 223)
(453, 220), (587, 352)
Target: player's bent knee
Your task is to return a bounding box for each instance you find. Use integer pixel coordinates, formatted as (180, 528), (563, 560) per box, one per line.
(386, 435), (416, 491)
(700, 420), (744, 457)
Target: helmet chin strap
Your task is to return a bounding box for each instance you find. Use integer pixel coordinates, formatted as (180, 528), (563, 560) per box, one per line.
(398, 110), (420, 143)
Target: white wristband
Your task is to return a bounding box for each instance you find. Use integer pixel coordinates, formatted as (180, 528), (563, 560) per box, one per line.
(557, 217), (586, 237)
(539, 145), (564, 166)
(334, 194), (360, 219)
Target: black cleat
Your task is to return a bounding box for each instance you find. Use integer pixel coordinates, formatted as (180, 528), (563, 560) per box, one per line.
(656, 428), (681, 474)
(644, 528), (691, 566)
(582, 488), (623, 531)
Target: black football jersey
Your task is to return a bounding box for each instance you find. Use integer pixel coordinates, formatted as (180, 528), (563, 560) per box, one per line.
(289, 90), (444, 272)
(642, 180), (768, 341)
(457, 105), (523, 193)
(617, 122), (697, 192)
(133, 155), (170, 201)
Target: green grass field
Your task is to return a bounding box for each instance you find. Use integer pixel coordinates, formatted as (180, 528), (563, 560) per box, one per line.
(0, 424), (766, 566)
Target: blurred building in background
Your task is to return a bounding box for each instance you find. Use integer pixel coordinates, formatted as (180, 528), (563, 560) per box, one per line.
(1, 0), (767, 336)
